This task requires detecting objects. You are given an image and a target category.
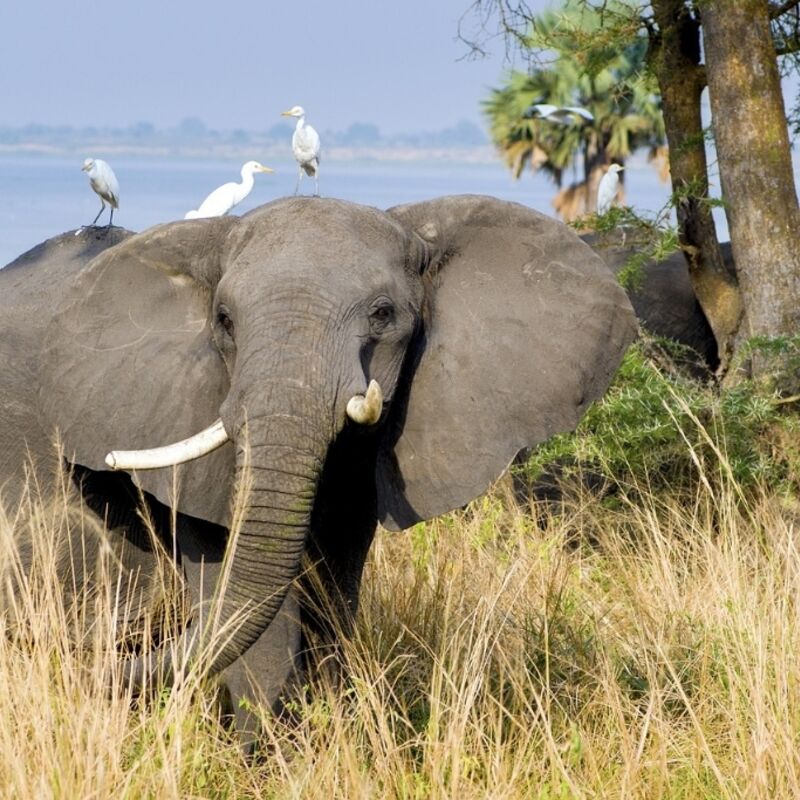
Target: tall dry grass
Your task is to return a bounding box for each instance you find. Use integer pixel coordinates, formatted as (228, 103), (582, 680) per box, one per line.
(0, 452), (799, 797)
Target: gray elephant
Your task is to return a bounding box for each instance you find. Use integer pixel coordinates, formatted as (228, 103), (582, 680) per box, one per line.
(583, 232), (734, 371)
(0, 195), (635, 741)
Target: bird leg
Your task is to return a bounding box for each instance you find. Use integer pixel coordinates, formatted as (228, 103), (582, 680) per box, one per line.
(107, 207), (114, 228)
(314, 170), (319, 197)
(90, 201), (105, 226)
(294, 166), (303, 196)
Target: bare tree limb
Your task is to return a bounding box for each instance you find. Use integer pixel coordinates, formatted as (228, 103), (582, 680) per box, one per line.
(456, 0), (537, 61)
(770, 0), (800, 20)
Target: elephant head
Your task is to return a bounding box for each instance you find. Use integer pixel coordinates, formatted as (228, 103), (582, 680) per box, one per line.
(40, 195), (635, 687)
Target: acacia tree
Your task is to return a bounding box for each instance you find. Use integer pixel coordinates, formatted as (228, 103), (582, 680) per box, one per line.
(648, 0), (742, 367)
(702, 0), (800, 365)
(463, 0), (800, 379)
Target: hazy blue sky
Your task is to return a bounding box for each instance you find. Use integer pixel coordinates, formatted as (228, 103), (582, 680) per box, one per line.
(1, 0), (556, 135)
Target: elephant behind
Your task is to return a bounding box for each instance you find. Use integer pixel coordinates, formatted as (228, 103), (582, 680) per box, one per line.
(0, 195), (636, 741)
(583, 231), (734, 372)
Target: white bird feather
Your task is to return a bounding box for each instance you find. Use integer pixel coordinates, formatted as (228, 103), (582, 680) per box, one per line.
(81, 157), (120, 228)
(526, 103), (595, 125)
(597, 164), (624, 215)
(281, 105), (321, 196)
(184, 161), (274, 219)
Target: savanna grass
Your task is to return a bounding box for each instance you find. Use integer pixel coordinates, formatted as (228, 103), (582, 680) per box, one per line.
(0, 377), (799, 797)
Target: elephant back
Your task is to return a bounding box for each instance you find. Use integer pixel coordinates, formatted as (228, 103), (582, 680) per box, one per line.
(582, 231), (726, 369)
(0, 228), (133, 508)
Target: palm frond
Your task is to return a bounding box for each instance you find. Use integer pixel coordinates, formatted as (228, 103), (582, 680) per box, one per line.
(483, 0), (666, 206)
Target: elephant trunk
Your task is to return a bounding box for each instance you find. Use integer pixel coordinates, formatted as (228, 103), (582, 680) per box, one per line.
(125, 383), (332, 689)
(209, 409), (325, 671)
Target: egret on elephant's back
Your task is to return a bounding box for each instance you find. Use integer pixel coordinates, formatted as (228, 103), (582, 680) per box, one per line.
(184, 161), (275, 219)
(81, 157), (119, 228)
(282, 105), (321, 196)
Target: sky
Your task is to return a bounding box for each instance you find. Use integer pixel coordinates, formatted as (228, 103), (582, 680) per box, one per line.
(0, 0), (556, 136)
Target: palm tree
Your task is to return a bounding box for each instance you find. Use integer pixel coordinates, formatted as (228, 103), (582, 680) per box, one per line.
(484, 4), (666, 220)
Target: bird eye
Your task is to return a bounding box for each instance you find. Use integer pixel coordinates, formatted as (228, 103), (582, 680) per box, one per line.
(217, 307), (235, 338)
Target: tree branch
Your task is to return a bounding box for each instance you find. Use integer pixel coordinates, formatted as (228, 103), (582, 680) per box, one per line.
(770, 0), (800, 20)
(775, 40), (800, 55)
(456, 0), (537, 61)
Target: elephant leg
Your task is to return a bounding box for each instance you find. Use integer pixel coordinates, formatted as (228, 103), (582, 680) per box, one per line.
(299, 520), (375, 692)
(219, 588), (302, 750)
(301, 431), (380, 670)
(176, 520), (302, 748)
(304, 521), (376, 641)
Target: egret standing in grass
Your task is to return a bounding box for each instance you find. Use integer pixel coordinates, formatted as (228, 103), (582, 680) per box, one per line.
(597, 164), (624, 215)
(281, 105), (321, 196)
(81, 158), (119, 228)
(184, 161), (275, 219)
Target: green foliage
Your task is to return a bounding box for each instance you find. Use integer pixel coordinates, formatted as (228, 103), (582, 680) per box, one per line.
(542, 0), (646, 65)
(483, 1), (664, 186)
(670, 174), (727, 211)
(519, 337), (800, 494)
(577, 200), (680, 290)
(736, 334), (800, 395)
(742, 335), (800, 361)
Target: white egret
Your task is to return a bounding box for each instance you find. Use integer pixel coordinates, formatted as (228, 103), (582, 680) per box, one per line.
(81, 157), (119, 227)
(184, 161), (274, 219)
(526, 103), (595, 125)
(281, 105), (321, 196)
(597, 164), (624, 215)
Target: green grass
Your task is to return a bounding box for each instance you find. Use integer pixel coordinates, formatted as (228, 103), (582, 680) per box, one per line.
(520, 338), (800, 498)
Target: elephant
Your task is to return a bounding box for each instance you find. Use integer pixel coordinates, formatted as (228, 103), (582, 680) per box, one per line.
(583, 231), (734, 372)
(0, 195), (636, 742)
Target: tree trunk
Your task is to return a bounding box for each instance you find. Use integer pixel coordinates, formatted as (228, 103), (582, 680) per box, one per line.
(702, 0), (800, 378)
(650, 0), (742, 370)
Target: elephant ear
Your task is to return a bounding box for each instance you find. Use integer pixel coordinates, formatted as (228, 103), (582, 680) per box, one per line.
(40, 218), (239, 527)
(378, 195), (637, 530)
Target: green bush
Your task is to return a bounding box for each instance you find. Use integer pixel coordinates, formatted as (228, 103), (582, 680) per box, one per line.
(518, 336), (800, 495)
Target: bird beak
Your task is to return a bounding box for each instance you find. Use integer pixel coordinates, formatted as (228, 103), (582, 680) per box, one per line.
(257, 165), (275, 173)
(280, 110), (293, 117)
(81, 165), (90, 172)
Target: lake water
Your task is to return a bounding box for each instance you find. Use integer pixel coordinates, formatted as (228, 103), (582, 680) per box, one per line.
(0, 152), (680, 266)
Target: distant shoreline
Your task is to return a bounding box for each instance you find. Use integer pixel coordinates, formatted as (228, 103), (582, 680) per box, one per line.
(0, 142), (500, 164)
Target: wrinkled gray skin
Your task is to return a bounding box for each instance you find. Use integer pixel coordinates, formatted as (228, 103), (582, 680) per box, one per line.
(583, 232), (734, 371)
(0, 196), (635, 743)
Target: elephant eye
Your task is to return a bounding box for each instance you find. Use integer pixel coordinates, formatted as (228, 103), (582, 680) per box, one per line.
(370, 303), (395, 327)
(217, 307), (235, 338)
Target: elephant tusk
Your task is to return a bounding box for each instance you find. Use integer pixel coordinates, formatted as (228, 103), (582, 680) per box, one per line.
(346, 380), (384, 425)
(105, 418), (229, 470)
